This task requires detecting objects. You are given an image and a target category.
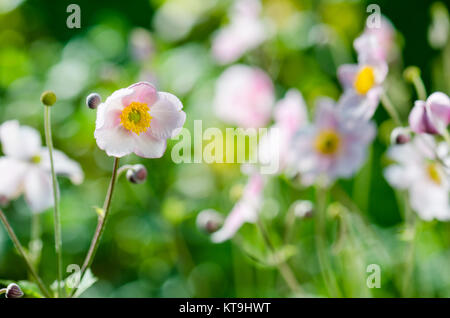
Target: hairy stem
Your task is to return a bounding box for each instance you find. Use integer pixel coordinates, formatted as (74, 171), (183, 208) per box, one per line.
(0, 209), (51, 297)
(72, 157), (120, 297)
(44, 105), (63, 297)
(256, 218), (302, 295)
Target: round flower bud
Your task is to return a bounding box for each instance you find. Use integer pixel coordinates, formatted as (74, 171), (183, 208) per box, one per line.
(0, 195), (9, 207)
(403, 66), (421, 83)
(6, 283), (24, 298)
(390, 127), (411, 145)
(291, 200), (314, 219)
(86, 93), (102, 109)
(40, 90), (57, 106)
(196, 209), (223, 234)
(126, 164), (148, 184)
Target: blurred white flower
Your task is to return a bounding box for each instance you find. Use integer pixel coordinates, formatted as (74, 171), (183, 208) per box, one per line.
(213, 65), (274, 128)
(409, 92), (450, 135)
(0, 120), (83, 213)
(291, 98), (375, 186)
(258, 89), (308, 174)
(212, 0), (268, 64)
(337, 59), (388, 121)
(94, 82), (186, 158)
(384, 135), (450, 221)
(212, 173), (264, 243)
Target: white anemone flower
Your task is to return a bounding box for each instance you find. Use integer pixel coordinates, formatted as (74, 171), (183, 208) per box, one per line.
(0, 120), (84, 213)
(384, 135), (450, 221)
(291, 98), (376, 186)
(94, 82), (186, 158)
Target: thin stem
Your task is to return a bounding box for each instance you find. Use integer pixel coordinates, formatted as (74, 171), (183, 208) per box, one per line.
(29, 212), (41, 268)
(402, 192), (416, 297)
(44, 105), (63, 298)
(412, 76), (427, 101)
(315, 186), (341, 297)
(380, 92), (402, 126)
(256, 218), (302, 295)
(0, 209), (51, 297)
(71, 157), (120, 297)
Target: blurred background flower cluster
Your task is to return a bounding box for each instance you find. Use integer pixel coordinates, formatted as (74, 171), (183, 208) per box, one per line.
(1, 0), (450, 297)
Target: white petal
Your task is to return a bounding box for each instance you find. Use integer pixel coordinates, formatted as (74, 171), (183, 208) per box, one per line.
(39, 148), (84, 185)
(133, 132), (167, 158)
(211, 204), (247, 243)
(24, 167), (53, 213)
(0, 157), (28, 199)
(0, 120), (41, 160)
(94, 125), (136, 158)
(95, 88), (131, 130)
(148, 92), (186, 139)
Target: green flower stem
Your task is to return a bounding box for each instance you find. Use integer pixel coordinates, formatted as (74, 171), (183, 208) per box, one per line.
(380, 92), (402, 126)
(44, 105), (63, 298)
(256, 218), (302, 295)
(402, 192), (416, 297)
(0, 209), (51, 298)
(315, 186), (341, 297)
(72, 157), (120, 297)
(412, 76), (427, 101)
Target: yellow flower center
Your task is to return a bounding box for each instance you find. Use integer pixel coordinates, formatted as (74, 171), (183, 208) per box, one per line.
(314, 129), (341, 155)
(426, 162), (442, 185)
(120, 102), (152, 135)
(31, 155), (41, 164)
(354, 66), (376, 95)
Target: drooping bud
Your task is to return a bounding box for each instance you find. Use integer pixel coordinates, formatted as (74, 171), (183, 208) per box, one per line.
(291, 200), (314, 219)
(403, 66), (421, 83)
(409, 92), (450, 135)
(86, 93), (102, 109)
(126, 164), (148, 184)
(196, 209), (223, 234)
(40, 90), (57, 106)
(5, 283), (24, 298)
(390, 127), (411, 145)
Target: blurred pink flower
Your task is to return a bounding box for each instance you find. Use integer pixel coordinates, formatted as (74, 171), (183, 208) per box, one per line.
(409, 92), (450, 135)
(354, 16), (396, 63)
(337, 60), (388, 120)
(212, 0), (268, 64)
(258, 89), (308, 174)
(213, 65), (274, 128)
(384, 135), (450, 221)
(95, 82), (186, 158)
(0, 121), (83, 213)
(211, 173), (264, 243)
(292, 98), (375, 186)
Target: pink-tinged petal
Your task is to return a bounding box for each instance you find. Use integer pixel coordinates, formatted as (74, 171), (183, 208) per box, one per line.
(0, 121), (41, 160)
(122, 82), (158, 106)
(148, 92), (186, 139)
(428, 92), (450, 126)
(132, 132), (167, 158)
(39, 148), (84, 185)
(95, 88), (131, 130)
(24, 167), (53, 214)
(315, 98), (339, 128)
(211, 204), (247, 243)
(409, 101), (439, 134)
(95, 125), (136, 158)
(274, 89), (308, 134)
(337, 64), (358, 89)
(0, 157), (28, 199)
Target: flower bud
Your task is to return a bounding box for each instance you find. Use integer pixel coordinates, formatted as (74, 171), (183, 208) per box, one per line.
(126, 164), (147, 184)
(403, 66), (421, 83)
(0, 195), (9, 207)
(390, 127), (411, 145)
(291, 200), (314, 218)
(86, 93), (102, 109)
(6, 283), (24, 298)
(196, 209), (223, 234)
(40, 90), (57, 106)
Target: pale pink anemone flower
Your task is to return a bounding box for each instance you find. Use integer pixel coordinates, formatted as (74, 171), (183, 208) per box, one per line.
(354, 16), (396, 63)
(212, 0), (268, 65)
(408, 92), (450, 135)
(0, 121), (83, 213)
(211, 173), (264, 243)
(337, 58), (388, 121)
(258, 89), (308, 174)
(291, 98), (376, 186)
(94, 82), (186, 158)
(384, 135), (450, 221)
(213, 65), (274, 128)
